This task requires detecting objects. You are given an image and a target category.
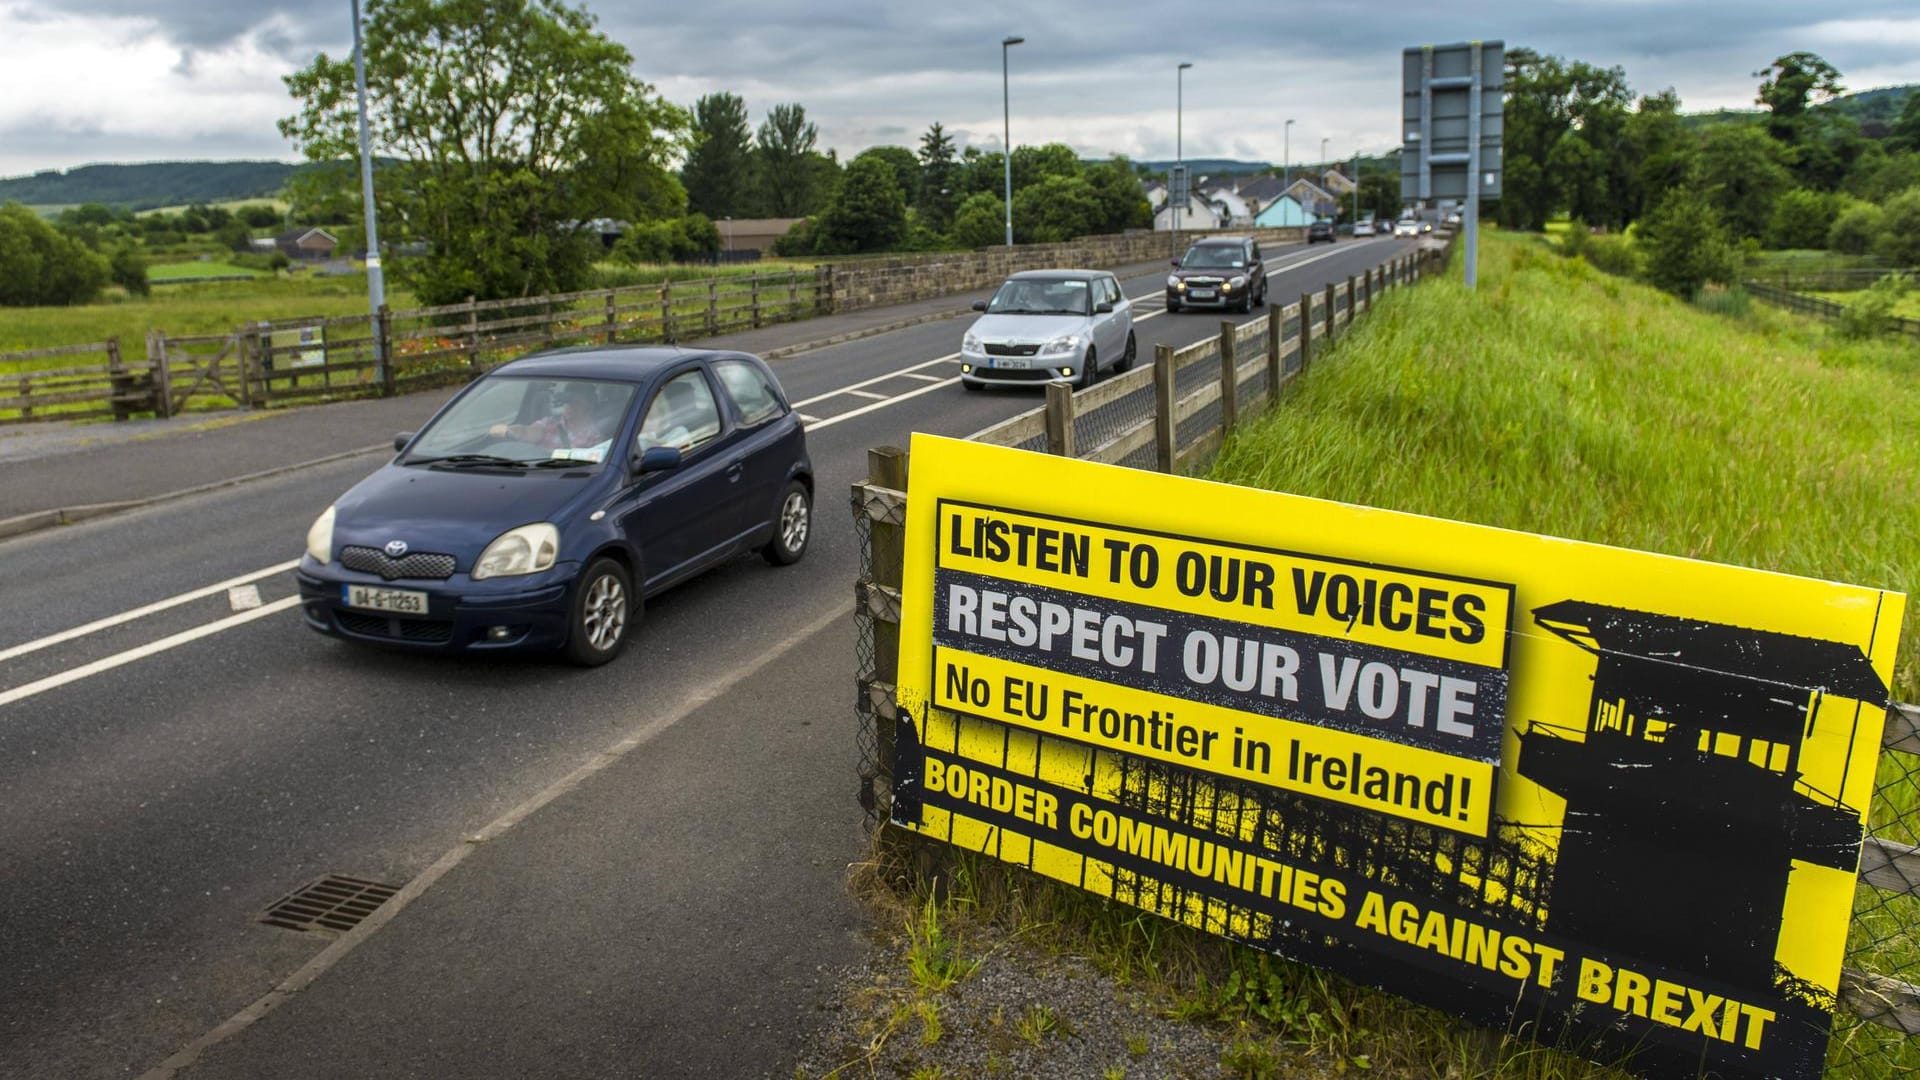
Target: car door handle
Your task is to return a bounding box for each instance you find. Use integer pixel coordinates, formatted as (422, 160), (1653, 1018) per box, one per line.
(726, 460), (744, 482)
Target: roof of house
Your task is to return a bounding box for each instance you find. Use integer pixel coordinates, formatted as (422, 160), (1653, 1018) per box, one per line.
(275, 227), (338, 246)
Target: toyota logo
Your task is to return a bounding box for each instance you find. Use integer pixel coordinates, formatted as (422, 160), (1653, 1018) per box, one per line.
(384, 540), (409, 558)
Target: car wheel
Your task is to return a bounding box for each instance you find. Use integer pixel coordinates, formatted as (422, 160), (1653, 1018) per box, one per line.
(1256, 283), (1268, 307)
(564, 557), (633, 667)
(962, 378), (983, 392)
(1076, 347), (1097, 390)
(761, 480), (812, 566)
(1115, 331), (1137, 372)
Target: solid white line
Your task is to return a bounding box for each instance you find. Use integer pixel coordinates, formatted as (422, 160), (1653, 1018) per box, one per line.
(805, 376), (960, 431)
(845, 389), (890, 401)
(796, 413), (821, 424)
(903, 373), (945, 383)
(137, 596), (856, 1080)
(0, 596), (303, 709)
(0, 559), (301, 664)
(788, 353), (958, 408)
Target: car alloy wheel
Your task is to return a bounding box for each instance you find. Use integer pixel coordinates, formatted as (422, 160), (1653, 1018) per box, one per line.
(1077, 347), (1097, 390)
(565, 557), (633, 666)
(763, 480), (812, 566)
(1115, 331), (1137, 372)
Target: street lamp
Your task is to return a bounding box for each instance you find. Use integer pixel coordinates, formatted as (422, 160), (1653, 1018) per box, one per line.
(350, 0), (385, 383)
(1283, 119), (1294, 191)
(722, 215), (732, 257)
(1176, 62), (1192, 239)
(1002, 35), (1024, 248)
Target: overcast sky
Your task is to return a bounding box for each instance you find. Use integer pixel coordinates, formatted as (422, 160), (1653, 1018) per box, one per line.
(3, 1), (1919, 178)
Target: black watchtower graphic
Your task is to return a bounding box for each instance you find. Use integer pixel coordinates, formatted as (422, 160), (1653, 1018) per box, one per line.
(1517, 599), (1888, 990)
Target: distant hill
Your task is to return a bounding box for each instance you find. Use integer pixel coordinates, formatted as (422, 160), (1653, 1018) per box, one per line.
(0, 161), (307, 211)
(1678, 84), (1915, 135)
(1134, 159), (1274, 176)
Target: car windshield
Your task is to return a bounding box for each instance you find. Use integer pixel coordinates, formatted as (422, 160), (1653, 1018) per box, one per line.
(986, 278), (1090, 315)
(1180, 246), (1245, 270)
(403, 376), (637, 468)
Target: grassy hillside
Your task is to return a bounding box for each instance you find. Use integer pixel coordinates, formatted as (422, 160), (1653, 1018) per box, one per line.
(0, 161), (303, 211)
(1680, 83), (1916, 133)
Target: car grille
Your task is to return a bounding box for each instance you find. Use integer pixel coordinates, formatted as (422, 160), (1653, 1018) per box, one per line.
(336, 611), (454, 643)
(977, 369), (1053, 382)
(340, 546), (457, 581)
(983, 342), (1040, 357)
(1183, 277), (1223, 286)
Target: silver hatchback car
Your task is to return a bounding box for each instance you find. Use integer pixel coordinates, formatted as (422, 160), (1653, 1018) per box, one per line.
(960, 270), (1137, 391)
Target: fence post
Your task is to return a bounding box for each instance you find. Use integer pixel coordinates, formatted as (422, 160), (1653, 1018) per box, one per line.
(787, 271), (799, 319)
(377, 305), (396, 397)
(1266, 309), (1283, 401)
(148, 330), (174, 418)
(1298, 292), (1315, 374)
(868, 446), (909, 690)
(1044, 379), (1077, 458)
(545, 297), (556, 346)
(17, 371), (30, 421)
(706, 278), (718, 336)
(750, 272), (761, 328)
(1346, 275), (1357, 324)
(604, 290), (618, 345)
(464, 297), (481, 369)
(1323, 282), (1337, 344)
(106, 337), (129, 422)
(1153, 343), (1176, 472)
(1218, 320), (1238, 437)
(659, 278), (673, 341)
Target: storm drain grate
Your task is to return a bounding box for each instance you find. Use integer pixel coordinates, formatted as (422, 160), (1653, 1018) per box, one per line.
(260, 874), (399, 935)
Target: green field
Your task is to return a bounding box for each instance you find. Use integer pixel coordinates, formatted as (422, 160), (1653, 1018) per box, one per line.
(1807, 289), (1920, 320)
(147, 260), (270, 281)
(838, 230), (1919, 1080)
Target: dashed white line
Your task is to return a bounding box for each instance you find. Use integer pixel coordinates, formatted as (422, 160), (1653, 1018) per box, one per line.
(903, 373), (945, 383)
(846, 389), (891, 401)
(0, 558), (300, 664)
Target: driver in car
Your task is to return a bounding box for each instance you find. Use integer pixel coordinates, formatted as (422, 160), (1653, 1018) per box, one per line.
(489, 383), (607, 451)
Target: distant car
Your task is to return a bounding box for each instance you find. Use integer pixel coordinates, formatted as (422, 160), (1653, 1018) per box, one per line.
(1353, 221), (1376, 237)
(1393, 219), (1420, 238)
(961, 269), (1136, 391)
(1421, 220), (1435, 234)
(1444, 210), (1463, 228)
(298, 347), (813, 666)
(1307, 220), (1336, 244)
(1166, 236), (1268, 314)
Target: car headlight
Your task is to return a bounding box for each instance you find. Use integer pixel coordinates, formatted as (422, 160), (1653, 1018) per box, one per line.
(306, 504), (336, 564)
(1042, 335), (1082, 355)
(1167, 275), (1183, 289)
(962, 332), (981, 352)
(1229, 275), (1247, 289)
(472, 523), (560, 580)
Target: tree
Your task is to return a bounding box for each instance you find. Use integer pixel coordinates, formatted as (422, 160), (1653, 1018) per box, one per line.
(1012, 175), (1104, 243)
(1876, 188), (1920, 267)
(948, 191), (1005, 249)
(1694, 126), (1793, 240)
(1625, 89), (1694, 218)
(1764, 189), (1835, 250)
(1083, 157), (1153, 233)
(1636, 190), (1734, 300)
(1827, 201), (1884, 255)
(1891, 92), (1920, 154)
(958, 149), (1007, 200)
(1755, 52), (1844, 142)
(812, 155), (906, 254)
(755, 103), (824, 216)
(1357, 171), (1400, 221)
(279, 0), (690, 304)
(108, 245), (149, 297)
(917, 123), (960, 234)
(853, 146), (921, 208)
(0, 202), (111, 306)
(681, 92), (755, 219)
(1497, 48), (1633, 230)
(1011, 143), (1081, 190)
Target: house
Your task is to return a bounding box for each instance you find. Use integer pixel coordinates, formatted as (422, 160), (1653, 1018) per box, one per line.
(1253, 194), (1313, 228)
(715, 218), (804, 255)
(1141, 180), (1168, 211)
(1279, 178), (1338, 219)
(1231, 174), (1288, 217)
(1153, 198), (1222, 231)
(274, 227), (338, 261)
(1199, 183), (1254, 227)
(1319, 168), (1357, 197)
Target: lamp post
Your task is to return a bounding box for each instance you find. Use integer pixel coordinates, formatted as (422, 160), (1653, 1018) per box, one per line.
(1175, 61), (1192, 239)
(1001, 35), (1024, 248)
(1321, 137), (1328, 169)
(350, 0), (385, 383)
(722, 215), (732, 257)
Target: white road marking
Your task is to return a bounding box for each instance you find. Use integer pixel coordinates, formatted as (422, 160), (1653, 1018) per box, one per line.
(0, 559), (301, 664)
(796, 413), (821, 424)
(846, 389), (890, 401)
(227, 584), (263, 612)
(903, 373), (945, 383)
(0, 596), (303, 709)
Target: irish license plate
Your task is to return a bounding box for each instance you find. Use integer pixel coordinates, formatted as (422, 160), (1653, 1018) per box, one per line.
(1190, 288), (1216, 300)
(343, 584), (428, 613)
(988, 357), (1031, 370)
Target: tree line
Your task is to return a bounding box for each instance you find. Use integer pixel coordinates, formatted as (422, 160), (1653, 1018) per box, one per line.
(1500, 47), (1920, 297)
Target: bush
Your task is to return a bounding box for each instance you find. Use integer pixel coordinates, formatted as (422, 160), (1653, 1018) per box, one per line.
(108, 246), (149, 297)
(1836, 272), (1911, 340)
(947, 192), (1006, 250)
(1763, 189), (1835, 250)
(771, 218), (814, 258)
(611, 215), (722, 265)
(1583, 235), (1640, 278)
(1636, 190), (1735, 300)
(1873, 188), (1920, 267)
(0, 201), (112, 306)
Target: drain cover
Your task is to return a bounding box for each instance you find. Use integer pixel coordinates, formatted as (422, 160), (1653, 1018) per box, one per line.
(260, 874), (399, 935)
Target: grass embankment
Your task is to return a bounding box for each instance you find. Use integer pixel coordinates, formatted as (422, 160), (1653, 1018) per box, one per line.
(147, 260), (269, 281)
(829, 230), (1918, 1080)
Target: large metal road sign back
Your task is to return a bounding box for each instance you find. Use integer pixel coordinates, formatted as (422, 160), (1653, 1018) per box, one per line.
(1403, 40), (1503, 287)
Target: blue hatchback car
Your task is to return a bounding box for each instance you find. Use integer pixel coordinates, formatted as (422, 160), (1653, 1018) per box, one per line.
(297, 346), (812, 665)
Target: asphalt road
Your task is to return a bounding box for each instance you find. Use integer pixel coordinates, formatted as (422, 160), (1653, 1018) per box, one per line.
(0, 236), (1416, 1078)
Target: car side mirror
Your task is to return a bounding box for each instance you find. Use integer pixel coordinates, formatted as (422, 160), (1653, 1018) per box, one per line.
(1170, 259), (1181, 268)
(393, 431), (414, 452)
(1094, 301), (1114, 314)
(633, 445), (683, 474)
(971, 300), (988, 312)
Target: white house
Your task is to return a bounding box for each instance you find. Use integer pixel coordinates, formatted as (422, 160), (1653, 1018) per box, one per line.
(1153, 198), (1222, 231)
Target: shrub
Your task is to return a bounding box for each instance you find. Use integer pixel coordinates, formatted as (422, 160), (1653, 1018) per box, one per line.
(1836, 272), (1911, 340)
(109, 246), (149, 297)
(1636, 190), (1735, 300)
(947, 192), (1006, 250)
(1583, 235), (1640, 278)
(0, 201), (112, 306)
(771, 218), (814, 258)
(1763, 189), (1835, 250)
(1873, 188), (1920, 267)
(1827, 203), (1882, 255)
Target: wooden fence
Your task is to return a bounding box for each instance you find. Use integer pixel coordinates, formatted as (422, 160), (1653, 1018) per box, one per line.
(849, 237), (1920, 1058)
(1745, 280), (1920, 340)
(0, 268), (829, 424)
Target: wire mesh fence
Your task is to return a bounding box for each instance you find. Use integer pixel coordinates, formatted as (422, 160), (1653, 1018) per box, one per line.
(1829, 708), (1920, 1074)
